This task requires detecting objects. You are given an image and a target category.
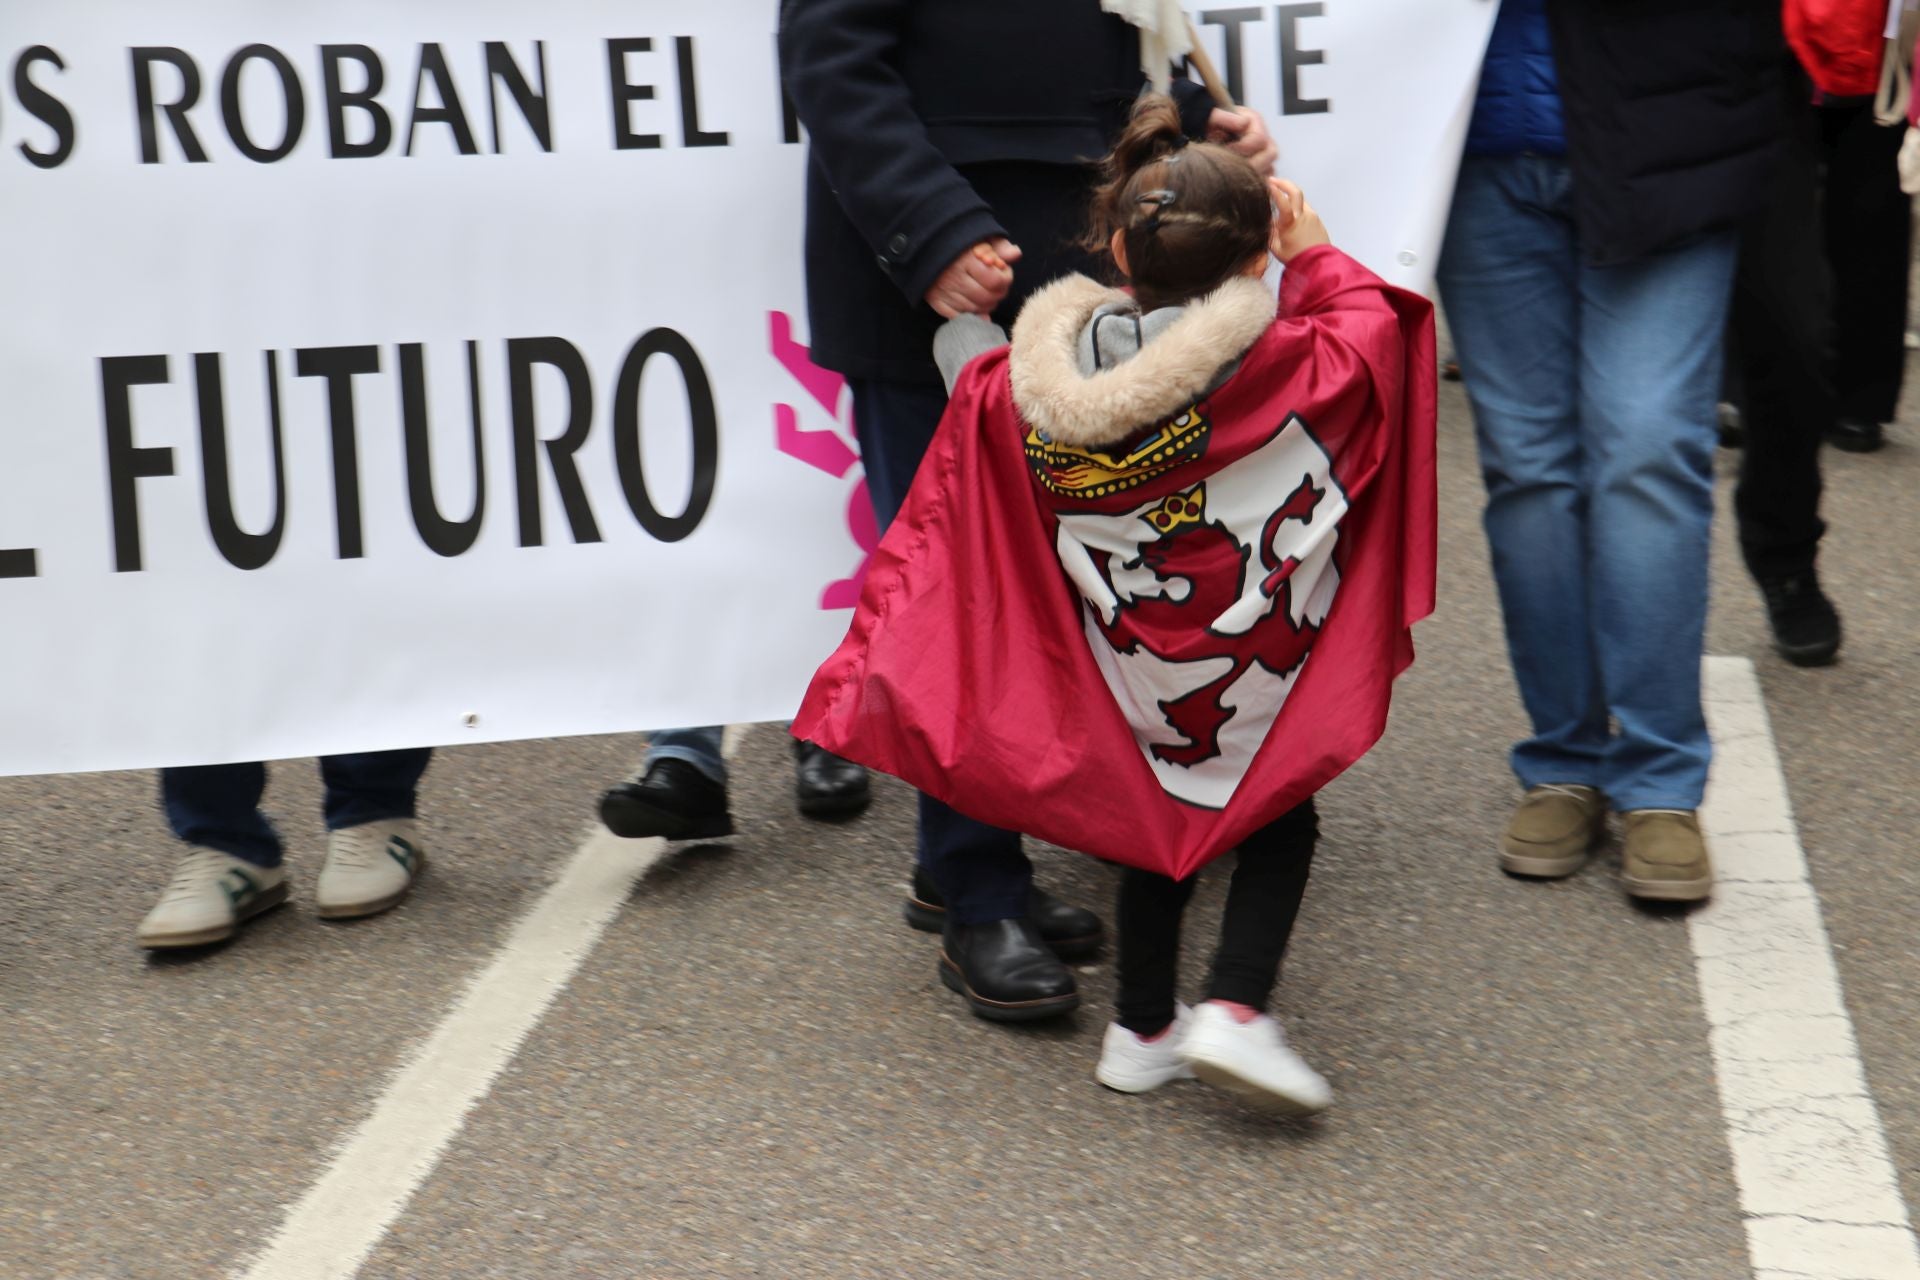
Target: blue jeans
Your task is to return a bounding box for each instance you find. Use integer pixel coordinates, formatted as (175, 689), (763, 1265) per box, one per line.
(648, 727), (728, 785)
(161, 749), (433, 868)
(1437, 154), (1734, 811)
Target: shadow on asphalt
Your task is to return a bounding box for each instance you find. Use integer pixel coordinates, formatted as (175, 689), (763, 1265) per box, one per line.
(142, 936), (242, 967)
(1627, 897), (1706, 921)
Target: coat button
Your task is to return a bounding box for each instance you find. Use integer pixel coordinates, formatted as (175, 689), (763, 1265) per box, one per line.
(887, 232), (910, 255)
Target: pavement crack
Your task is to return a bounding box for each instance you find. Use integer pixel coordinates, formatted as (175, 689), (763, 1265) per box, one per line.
(1750, 1210), (1916, 1230)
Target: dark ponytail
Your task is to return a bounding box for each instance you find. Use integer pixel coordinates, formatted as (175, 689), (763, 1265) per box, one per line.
(1087, 95), (1271, 312)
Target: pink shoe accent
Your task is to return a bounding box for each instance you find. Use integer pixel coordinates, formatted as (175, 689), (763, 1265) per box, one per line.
(1136, 1021), (1175, 1044)
(1208, 1000), (1263, 1025)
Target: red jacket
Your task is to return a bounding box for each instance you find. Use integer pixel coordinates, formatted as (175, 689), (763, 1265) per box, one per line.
(1787, 0), (1888, 96)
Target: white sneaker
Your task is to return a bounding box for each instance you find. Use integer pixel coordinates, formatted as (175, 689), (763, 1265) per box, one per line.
(137, 848), (288, 949)
(1181, 1001), (1332, 1116)
(1095, 1003), (1197, 1094)
(316, 819), (425, 919)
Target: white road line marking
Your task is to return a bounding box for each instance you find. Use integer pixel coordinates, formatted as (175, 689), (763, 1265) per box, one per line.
(1697, 658), (1920, 1280)
(237, 725), (751, 1280)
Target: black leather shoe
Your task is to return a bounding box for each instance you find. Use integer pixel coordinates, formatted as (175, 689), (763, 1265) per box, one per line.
(1758, 570), (1842, 667)
(939, 918), (1079, 1022)
(599, 759), (735, 840)
(794, 740), (870, 818)
(1828, 417), (1885, 453)
(905, 868), (1103, 959)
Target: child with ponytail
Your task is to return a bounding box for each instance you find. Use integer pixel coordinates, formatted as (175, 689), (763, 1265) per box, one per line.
(799, 95), (1437, 1116)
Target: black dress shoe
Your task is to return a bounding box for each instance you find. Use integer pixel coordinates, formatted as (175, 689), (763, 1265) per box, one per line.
(794, 740), (870, 818)
(1758, 570), (1842, 667)
(905, 868), (1103, 959)
(599, 759), (735, 840)
(939, 918), (1079, 1022)
(1828, 417), (1885, 453)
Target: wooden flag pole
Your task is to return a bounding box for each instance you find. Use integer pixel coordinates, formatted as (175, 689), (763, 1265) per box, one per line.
(1184, 15), (1237, 110)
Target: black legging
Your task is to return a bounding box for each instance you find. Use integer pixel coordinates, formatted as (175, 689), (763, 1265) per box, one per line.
(1114, 798), (1319, 1035)
(1730, 74), (1912, 580)
(1820, 98), (1911, 427)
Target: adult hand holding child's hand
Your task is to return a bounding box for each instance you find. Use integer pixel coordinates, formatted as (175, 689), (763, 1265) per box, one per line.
(924, 238), (1024, 318)
(1267, 178), (1330, 263)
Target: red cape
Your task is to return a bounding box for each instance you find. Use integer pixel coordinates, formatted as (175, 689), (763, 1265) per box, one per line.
(796, 247), (1437, 879)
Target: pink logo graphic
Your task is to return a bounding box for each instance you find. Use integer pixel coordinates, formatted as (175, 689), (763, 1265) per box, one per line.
(770, 311), (875, 610)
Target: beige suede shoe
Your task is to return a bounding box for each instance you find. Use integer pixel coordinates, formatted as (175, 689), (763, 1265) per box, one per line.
(1500, 784), (1607, 878)
(1620, 810), (1712, 902)
(137, 849), (288, 949)
(316, 819), (425, 920)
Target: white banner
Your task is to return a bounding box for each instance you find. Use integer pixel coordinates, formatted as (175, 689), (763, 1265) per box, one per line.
(0, 1), (1494, 776)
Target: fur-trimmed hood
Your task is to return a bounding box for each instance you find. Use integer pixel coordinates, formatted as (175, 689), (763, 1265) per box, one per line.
(1008, 273), (1276, 449)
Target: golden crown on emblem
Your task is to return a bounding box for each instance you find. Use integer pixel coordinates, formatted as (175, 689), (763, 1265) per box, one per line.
(1024, 407), (1212, 499)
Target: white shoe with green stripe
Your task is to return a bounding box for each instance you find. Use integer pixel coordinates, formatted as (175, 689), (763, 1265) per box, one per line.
(316, 819), (425, 920)
(137, 848), (288, 949)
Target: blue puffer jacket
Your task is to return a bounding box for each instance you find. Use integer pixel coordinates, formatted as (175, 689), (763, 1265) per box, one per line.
(1465, 0), (1566, 156)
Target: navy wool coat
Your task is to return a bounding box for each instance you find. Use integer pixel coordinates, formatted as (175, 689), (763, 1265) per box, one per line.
(779, 0), (1213, 385)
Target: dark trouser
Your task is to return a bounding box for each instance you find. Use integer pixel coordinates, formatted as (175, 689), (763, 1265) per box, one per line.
(1731, 75), (1834, 581)
(1114, 799), (1319, 1036)
(161, 749), (433, 869)
(850, 377), (1031, 925)
(1821, 100), (1911, 426)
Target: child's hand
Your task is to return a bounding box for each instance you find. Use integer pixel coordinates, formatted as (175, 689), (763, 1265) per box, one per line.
(1267, 178), (1330, 264)
(924, 238), (1023, 319)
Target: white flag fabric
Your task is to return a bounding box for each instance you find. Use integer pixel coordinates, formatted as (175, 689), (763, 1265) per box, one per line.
(1101, 0), (1197, 93)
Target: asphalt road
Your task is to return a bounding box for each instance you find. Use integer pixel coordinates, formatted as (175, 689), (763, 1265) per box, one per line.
(1, 366), (1915, 1280)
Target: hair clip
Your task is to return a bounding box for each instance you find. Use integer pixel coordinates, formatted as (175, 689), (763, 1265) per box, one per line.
(1136, 187), (1178, 232)
(1137, 188), (1176, 232)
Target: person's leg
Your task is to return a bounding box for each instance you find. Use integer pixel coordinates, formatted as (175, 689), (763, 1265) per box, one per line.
(143, 764), (290, 948)
(1731, 84), (1842, 665)
(1823, 101), (1912, 438)
(851, 375), (1078, 1019)
(319, 749), (432, 831)
(1114, 866), (1199, 1035)
(161, 763), (282, 866)
(317, 749), (433, 919)
(915, 797), (1030, 923)
(637, 725), (871, 825)
(645, 728), (728, 787)
(1181, 799), (1329, 1114)
(792, 737), (870, 818)
(1734, 98), (1832, 580)
(1204, 799), (1318, 1012)
(1719, 322), (1747, 447)
(848, 377), (948, 528)
(1576, 231), (1736, 816)
(1095, 864), (1201, 1094)
(1438, 156), (1605, 795)
(851, 376), (1037, 927)
(599, 727), (732, 840)
(780, 376), (891, 820)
